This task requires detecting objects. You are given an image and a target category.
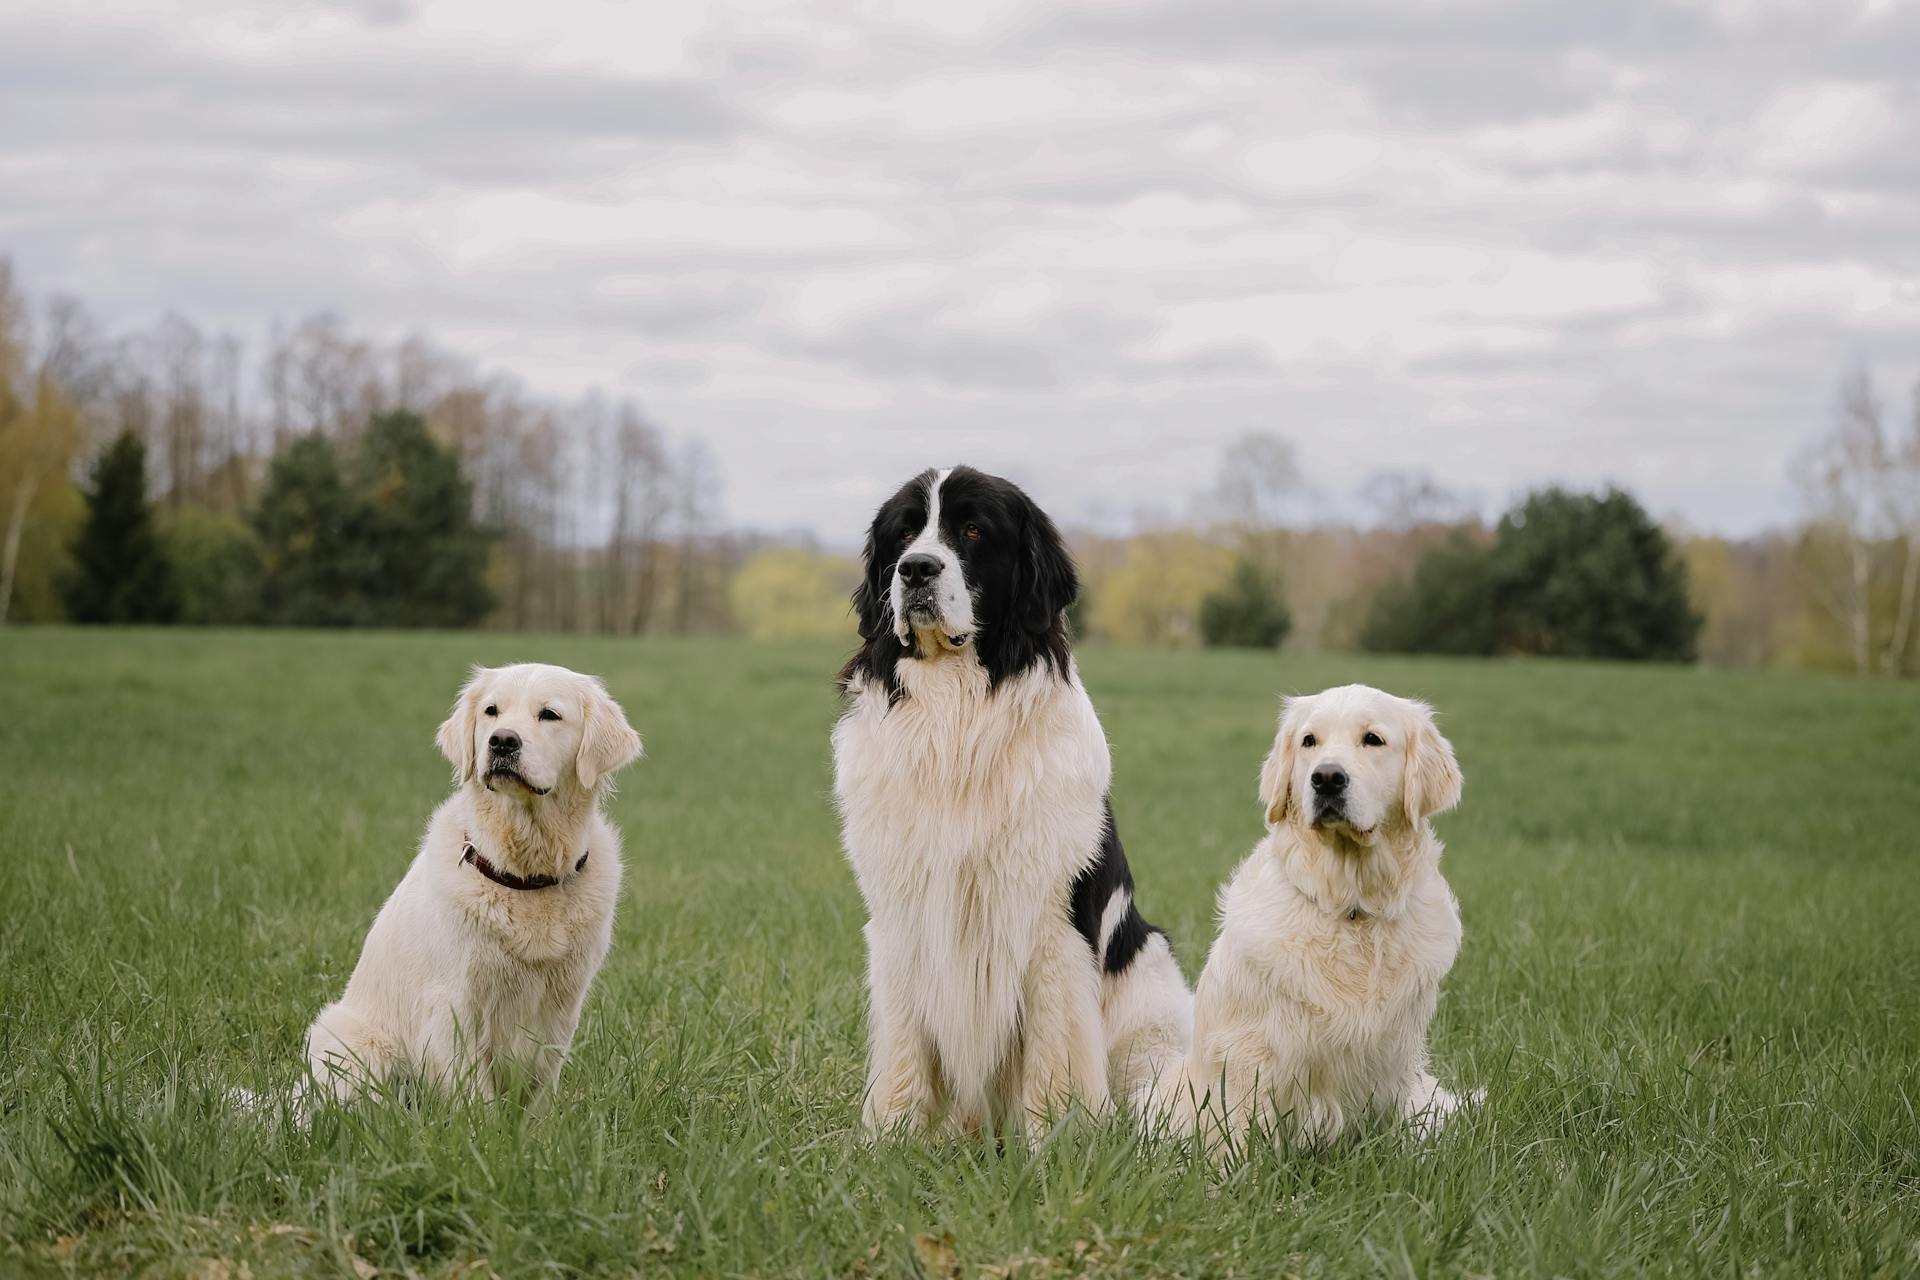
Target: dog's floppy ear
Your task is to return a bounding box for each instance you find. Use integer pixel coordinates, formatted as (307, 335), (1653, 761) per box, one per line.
(576, 677), (643, 791)
(1018, 495), (1079, 632)
(850, 521), (893, 642)
(1402, 702), (1463, 824)
(436, 667), (491, 786)
(1258, 696), (1304, 827)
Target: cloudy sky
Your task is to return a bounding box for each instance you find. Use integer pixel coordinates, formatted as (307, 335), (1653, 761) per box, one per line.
(3, 0), (1918, 539)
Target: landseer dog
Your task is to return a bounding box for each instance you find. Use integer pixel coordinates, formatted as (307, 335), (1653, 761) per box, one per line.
(304, 663), (643, 1104)
(833, 466), (1192, 1137)
(1174, 684), (1475, 1154)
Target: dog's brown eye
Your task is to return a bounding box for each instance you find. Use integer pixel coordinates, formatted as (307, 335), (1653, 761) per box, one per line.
(484, 704), (498, 717)
(964, 523), (982, 542)
(1363, 731), (1385, 747)
(901, 526), (919, 545)
(539, 708), (561, 722)
(1301, 733), (1317, 748)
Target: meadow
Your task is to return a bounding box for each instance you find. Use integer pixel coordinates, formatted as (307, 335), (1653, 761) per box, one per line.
(1, 628), (1916, 1278)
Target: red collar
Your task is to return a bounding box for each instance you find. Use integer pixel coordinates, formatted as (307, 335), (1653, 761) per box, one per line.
(460, 834), (588, 891)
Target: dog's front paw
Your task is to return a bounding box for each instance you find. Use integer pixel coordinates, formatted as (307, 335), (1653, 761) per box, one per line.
(861, 1097), (910, 1140)
(1019, 1084), (1082, 1131)
(1405, 1076), (1482, 1139)
(1288, 1094), (1346, 1148)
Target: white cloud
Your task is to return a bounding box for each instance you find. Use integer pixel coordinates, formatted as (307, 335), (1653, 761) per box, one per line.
(4, 0), (1918, 540)
(1746, 81), (1901, 174)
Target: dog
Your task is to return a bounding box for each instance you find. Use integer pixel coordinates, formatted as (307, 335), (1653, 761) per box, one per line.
(303, 663), (642, 1104)
(833, 465), (1192, 1137)
(1174, 684), (1473, 1153)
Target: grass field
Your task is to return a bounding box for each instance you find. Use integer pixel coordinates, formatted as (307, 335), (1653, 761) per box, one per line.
(2, 628), (1917, 1278)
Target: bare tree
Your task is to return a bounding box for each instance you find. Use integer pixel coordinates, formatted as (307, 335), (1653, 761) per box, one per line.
(1203, 431), (1311, 535)
(0, 276), (740, 637)
(281, 312), (385, 437)
(0, 272), (87, 624)
(265, 319), (293, 449)
(157, 313), (208, 508)
(1361, 468), (1470, 531)
(206, 334), (251, 513)
(603, 402), (668, 633)
(1191, 431), (1321, 635)
(394, 333), (445, 413)
(668, 438), (722, 634)
(1880, 381), (1920, 674)
(106, 331), (160, 459)
(38, 294), (109, 400)
(1796, 369), (1894, 675)
(0, 260), (31, 623)
(508, 409), (563, 629)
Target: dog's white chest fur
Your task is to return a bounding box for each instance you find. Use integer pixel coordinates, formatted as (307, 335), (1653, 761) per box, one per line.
(1227, 849), (1459, 1029)
(305, 796), (624, 1101)
(834, 658), (1110, 1118)
(1185, 841), (1463, 1146)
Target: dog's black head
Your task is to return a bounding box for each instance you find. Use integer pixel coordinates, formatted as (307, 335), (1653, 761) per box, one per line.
(841, 466), (1077, 698)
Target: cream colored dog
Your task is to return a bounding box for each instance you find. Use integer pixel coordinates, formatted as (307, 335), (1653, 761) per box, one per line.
(1175, 684), (1474, 1153)
(304, 663), (642, 1104)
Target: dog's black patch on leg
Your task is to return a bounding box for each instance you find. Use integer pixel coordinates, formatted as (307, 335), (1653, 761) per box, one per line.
(1070, 798), (1165, 975)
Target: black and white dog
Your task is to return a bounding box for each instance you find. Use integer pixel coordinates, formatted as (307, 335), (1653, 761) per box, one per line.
(833, 466), (1192, 1136)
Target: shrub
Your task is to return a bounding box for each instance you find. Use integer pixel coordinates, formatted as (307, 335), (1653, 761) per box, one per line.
(1361, 487), (1701, 661)
(1199, 558), (1293, 649)
(163, 508), (264, 625)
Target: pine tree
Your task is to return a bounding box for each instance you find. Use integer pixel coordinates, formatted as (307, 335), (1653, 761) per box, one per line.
(249, 416), (495, 627)
(62, 432), (180, 623)
(350, 411), (494, 627)
(251, 431), (367, 626)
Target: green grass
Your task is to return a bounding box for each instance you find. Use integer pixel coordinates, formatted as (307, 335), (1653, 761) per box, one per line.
(2, 628), (1917, 1278)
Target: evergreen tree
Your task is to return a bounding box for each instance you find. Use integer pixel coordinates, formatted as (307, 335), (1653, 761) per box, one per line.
(62, 432), (180, 623)
(251, 431), (368, 626)
(1359, 531), (1500, 655)
(350, 411), (494, 627)
(249, 415), (494, 628)
(1361, 487), (1701, 661)
(1485, 487), (1700, 661)
(1199, 557), (1293, 649)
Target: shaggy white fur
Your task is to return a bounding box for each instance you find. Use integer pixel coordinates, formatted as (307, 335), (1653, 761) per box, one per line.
(837, 466), (1192, 1137)
(1172, 684), (1476, 1154)
(303, 663), (642, 1104)
(836, 652), (1191, 1135)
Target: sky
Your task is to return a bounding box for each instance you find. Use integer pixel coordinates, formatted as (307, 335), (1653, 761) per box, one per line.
(3, 0), (1918, 540)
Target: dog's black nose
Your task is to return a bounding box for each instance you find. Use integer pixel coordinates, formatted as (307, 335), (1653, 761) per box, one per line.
(1310, 763), (1348, 795)
(897, 553), (942, 587)
(489, 729), (521, 756)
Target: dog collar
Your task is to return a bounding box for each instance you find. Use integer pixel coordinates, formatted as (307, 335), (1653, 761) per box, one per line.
(460, 834), (588, 891)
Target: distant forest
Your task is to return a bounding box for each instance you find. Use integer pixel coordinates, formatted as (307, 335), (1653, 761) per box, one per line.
(3, 257), (1916, 675)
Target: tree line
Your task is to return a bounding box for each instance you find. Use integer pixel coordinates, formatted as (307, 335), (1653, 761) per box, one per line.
(1078, 408), (1918, 674)
(63, 412), (498, 627)
(1098, 436), (1699, 663)
(0, 259), (736, 634)
(4, 255), (1915, 674)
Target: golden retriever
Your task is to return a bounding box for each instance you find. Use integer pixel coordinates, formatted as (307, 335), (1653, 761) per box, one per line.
(303, 663), (642, 1104)
(1172, 684), (1476, 1153)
